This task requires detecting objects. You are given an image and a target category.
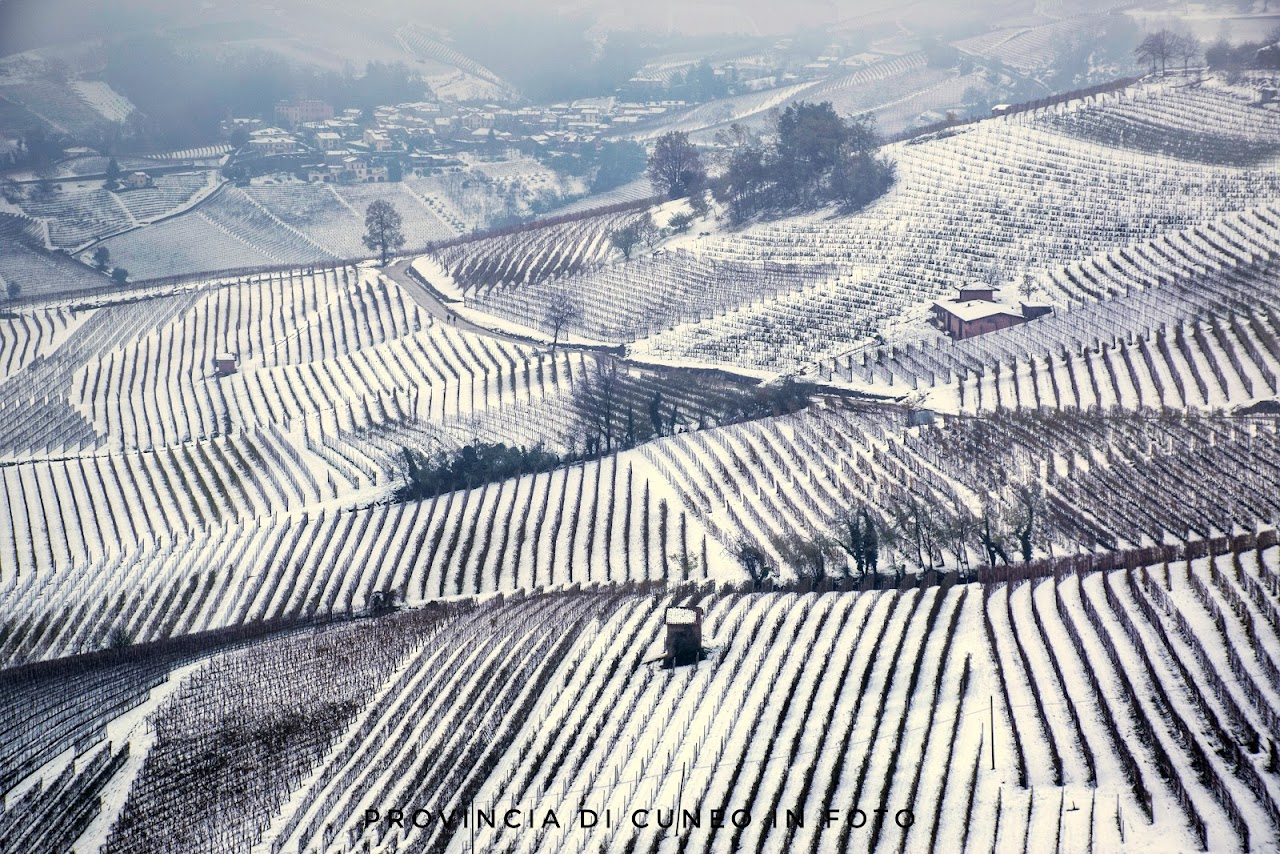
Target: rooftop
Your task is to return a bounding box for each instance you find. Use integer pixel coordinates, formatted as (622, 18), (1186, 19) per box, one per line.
(933, 299), (1024, 322)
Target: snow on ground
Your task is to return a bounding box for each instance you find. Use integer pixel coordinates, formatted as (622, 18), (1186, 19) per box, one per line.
(411, 254), (464, 302)
(70, 81), (135, 123)
(44, 658), (205, 850)
(452, 302), (615, 348)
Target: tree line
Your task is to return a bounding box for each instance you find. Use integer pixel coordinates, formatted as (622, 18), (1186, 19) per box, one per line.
(1136, 26), (1280, 75)
(737, 483), (1049, 587)
(397, 442), (562, 501)
(643, 101), (896, 225)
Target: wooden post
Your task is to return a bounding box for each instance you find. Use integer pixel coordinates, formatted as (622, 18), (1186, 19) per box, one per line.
(678, 761), (686, 836)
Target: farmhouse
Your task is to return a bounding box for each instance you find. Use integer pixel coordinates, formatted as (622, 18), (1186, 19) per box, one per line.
(931, 284), (1051, 340)
(121, 171), (152, 190)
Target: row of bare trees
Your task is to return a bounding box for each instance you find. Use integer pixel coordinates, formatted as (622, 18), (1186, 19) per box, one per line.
(1134, 30), (1201, 75)
(739, 484), (1049, 584)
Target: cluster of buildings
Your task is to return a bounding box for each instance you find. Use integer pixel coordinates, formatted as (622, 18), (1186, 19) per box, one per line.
(226, 108), (398, 183)
(224, 96), (697, 184)
(359, 98), (688, 150)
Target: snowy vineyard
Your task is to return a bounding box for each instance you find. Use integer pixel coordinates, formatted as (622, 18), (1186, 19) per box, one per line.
(3, 66), (1280, 854)
(8, 534), (1280, 853)
(489, 79), (1280, 370)
(432, 208), (648, 292)
(830, 203), (1280, 411)
(640, 403), (1280, 566)
(0, 446), (716, 665)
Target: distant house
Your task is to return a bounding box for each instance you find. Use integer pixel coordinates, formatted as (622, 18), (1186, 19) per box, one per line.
(214, 352), (237, 376)
(931, 284), (1052, 340)
(307, 156), (389, 183)
(314, 131), (343, 151)
(247, 136), (299, 156)
(275, 99), (334, 127)
(122, 171), (152, 190)
(991, 104), (1014, 116)
(362, 129), (394, 152)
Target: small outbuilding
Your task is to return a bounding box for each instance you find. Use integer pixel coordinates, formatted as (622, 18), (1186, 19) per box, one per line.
(906, 408), (936, 427)
(214, 352), (237, 376)
(665, 606), (703, 666)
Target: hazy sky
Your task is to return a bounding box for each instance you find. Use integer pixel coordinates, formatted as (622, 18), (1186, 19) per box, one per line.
(0, 0), (1062, 55)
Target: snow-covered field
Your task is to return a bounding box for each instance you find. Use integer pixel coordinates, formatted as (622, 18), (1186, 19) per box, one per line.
(4, 70), (1280, 854)
(9, 544), (1280, 853)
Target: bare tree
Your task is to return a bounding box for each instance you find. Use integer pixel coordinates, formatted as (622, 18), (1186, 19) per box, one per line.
(976, 503), (1011, 568)
(637, 214), (661, 250)
(711, 122), (757, 167)
(733, 538), (774, 588)
(775, 531), (843, 583)
(888, 495), (941, 571)
(1012, 484), (1046, 563)
(833, 506), (879, 576)
(571, 355), (625, 455)
(940, 496), (977, 570)
(1172, 33), (1201, 72)
(362, 199), (406, 265)
(543, 288), (581, 350)
(1018, 272), (1038, 301)
(1136, 31), (1176, 75)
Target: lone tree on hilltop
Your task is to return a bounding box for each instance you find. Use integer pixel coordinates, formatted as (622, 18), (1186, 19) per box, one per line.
(111, 267), (129, 285)
(543, 287), (581, 350)
(647, 131), (706, 199)
(715, 101), (893, 222)
(92, 246), (110, 270)
(4, 280), (20, 303)
(363, 199), (406, 265)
